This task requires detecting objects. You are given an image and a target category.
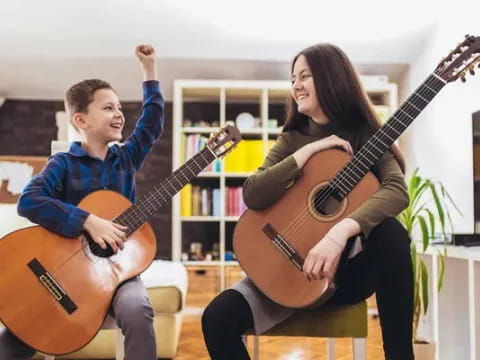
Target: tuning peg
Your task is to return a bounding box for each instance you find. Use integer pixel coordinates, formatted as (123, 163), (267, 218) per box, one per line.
(469, 66), (476, 76)
(461, 74), (467, 83)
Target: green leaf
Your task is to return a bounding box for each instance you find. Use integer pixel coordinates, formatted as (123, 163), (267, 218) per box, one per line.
(429, 184), (445, 233)
(439, 182), (463, 217)
(424, 208), (436, 239)
(417, 215), (429, 252)
(420, 260), (429, 315)
(408, 168), (420, 201)
(412, 182), (429, 209)
(437, 248), (446, 292)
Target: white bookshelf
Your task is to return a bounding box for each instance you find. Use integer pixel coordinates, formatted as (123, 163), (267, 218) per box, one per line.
(171, 77), (398, 292)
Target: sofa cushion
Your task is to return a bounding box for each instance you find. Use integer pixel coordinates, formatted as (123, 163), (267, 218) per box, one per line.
(141, 260), (188, 314)
(147, 286), (182, 313)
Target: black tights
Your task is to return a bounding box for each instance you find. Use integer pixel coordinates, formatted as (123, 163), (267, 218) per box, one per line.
(202, 218), (414, 360)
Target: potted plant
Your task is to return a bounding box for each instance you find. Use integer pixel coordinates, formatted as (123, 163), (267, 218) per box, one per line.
(398, 168), (461, 359)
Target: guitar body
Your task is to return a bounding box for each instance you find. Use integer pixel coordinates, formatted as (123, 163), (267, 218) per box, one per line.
(233, 149), (379, 309)
(0, 190), (156, 355)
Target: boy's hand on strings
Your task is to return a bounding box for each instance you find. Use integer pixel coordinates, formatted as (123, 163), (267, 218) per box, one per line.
(83, 213), (128, 254)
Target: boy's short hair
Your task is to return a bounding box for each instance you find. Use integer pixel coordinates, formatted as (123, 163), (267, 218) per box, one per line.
(65, 79), (113, 130)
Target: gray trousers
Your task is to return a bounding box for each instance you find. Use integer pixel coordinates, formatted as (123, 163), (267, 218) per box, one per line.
(0, 276), (156, 360)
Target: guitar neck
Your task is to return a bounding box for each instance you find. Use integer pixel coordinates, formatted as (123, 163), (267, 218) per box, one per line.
(331, 73), (447, 198)
(115, 147), (216, 236)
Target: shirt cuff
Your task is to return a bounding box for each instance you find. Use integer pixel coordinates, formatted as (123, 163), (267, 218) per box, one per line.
(142, 80), (160, 93)
(65, 207), (90, 238)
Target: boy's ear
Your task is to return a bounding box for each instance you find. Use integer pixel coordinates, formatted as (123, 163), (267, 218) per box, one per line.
(72, 112), (88, 130)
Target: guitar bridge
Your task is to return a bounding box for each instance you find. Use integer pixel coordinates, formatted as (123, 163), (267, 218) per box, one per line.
(262, 223), (304, 272)
(27, 258), (78, 314)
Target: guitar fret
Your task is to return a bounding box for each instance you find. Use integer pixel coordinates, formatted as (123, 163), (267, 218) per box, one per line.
(363, 146), (380, 159)
(379, 130), (394, 142)
(338, 172), (355, 188)
(368, 140), (382, 152)
(391, 114), (408, 128)
(405, 100), (421, 112)
(398, 108), (414, 120)
(349, 159), (366, 174)
(412, 92), (429, 103)
(373, 134), (389, 148)
(421, 82), (436, 94)
(357, 151), (374, 167)
(432, 73), (447, 84)
(331, 177), (350, 194)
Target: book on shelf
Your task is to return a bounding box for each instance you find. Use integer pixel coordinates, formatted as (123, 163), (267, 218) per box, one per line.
(183, 134), (221, 172)
(226, 187), (247, 217)
(180, 185), (221, 217)
(212, 189), (221, 217)
(180, 183), (192, 217)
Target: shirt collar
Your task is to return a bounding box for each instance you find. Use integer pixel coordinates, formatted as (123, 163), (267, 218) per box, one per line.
(67, 141), (120, 159)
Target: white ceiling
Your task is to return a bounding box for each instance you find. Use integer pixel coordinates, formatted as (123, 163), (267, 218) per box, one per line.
(0, 0), (443, 100)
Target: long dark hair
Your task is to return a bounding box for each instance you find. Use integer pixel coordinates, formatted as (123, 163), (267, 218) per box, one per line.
(283, 43), (405, 172)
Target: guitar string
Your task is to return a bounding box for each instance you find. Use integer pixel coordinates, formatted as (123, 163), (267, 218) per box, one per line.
(281, 74), (443, 244)
(49, 145), (219, 275)
(278, 73), (444, 253)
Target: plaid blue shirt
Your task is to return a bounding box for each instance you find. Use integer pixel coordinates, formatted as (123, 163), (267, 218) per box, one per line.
(17, 80), (164, 238)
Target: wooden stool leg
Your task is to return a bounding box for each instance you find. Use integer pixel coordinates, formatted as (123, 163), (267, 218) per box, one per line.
(352, 338), (366, 360)
(253, 335), (259, 360)
(115, 328), (125, 360)
(328, 338), (335, 360)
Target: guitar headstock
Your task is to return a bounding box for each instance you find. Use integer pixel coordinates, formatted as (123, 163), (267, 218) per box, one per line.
(207, 124), (242, 158)
(435, 34), (480, 83)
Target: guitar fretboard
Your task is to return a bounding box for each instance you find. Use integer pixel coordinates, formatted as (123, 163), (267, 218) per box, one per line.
(330, 73), (446, 198)
(115, 147), (216, 236)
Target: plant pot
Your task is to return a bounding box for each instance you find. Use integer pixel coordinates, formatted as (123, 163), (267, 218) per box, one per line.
(413, 340), (436, 360)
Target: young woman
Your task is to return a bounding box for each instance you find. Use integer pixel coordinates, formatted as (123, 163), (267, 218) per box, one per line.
(202, 43), (414, 360)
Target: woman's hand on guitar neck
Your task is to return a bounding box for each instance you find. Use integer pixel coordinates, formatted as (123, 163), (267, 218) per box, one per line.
(83, 214), (128, 254)
(303, 218), (361, 281)
(293, 135), (353, 168)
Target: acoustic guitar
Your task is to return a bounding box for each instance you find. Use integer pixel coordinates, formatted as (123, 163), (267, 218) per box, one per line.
(233, 35), (480, 309)
(0, 125), (240, 355)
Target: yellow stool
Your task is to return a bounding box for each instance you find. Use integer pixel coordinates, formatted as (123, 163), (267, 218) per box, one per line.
(248, 301), (368, 360)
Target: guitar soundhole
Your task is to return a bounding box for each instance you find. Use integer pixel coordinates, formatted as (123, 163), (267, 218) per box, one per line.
(82, 232), (115, 258)
(312, 185), (342, 217)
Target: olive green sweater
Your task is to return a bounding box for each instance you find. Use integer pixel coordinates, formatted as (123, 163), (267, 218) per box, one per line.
(242, 119), (409, 238)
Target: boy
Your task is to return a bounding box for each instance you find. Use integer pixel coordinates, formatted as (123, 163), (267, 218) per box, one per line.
(0, 44), (164, 360)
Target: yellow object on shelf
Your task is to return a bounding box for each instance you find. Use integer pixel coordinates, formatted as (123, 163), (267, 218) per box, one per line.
(180, 184), (192, 217)
(224, 140), (264, 172)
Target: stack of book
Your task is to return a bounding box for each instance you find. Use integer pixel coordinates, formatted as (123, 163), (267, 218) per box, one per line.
(180, 184), (221, 217)
(182, 134), (221, 172)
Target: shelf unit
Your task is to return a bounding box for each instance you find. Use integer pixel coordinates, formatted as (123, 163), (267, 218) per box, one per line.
(418, 244), (480, 360)
(171, 78), (398, 306)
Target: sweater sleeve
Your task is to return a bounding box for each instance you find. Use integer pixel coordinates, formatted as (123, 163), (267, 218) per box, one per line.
(242, 133), (302, 210)
(347, 149), (409, 238)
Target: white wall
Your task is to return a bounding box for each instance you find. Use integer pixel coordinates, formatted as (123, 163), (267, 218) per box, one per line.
(403, 14), (480, 233)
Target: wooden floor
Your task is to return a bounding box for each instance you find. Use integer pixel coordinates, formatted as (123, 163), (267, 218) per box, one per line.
(175, 311), (385, 360)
